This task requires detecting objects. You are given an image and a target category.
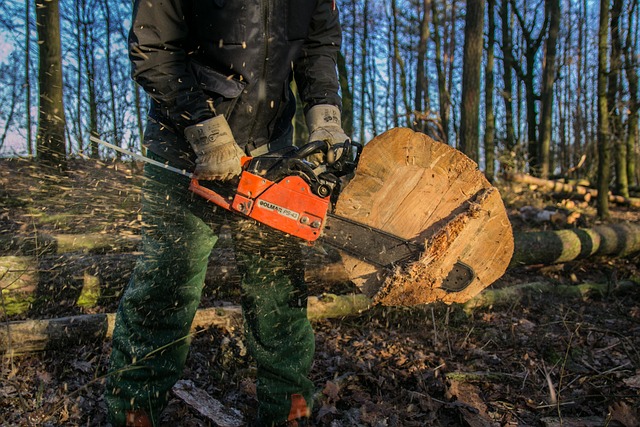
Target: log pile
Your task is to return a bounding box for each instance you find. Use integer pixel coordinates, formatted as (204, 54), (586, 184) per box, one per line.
(505, 172), (640, 208)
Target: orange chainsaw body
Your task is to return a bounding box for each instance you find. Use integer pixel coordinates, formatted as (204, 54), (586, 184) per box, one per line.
(189, 172), (330, 242)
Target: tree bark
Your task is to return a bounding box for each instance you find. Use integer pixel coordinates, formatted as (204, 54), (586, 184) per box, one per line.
(459, 0), (485, 162)
(414, 0), (432, 133)
(35, 0), (67, 170)
(538, 0), (560, 179)
(25, 0), (33, 156)
(484, 0), (496, 181)
(510, 223), (640, 266)
(432, 0), (451, 143)
(500, 0), (516, 157)
(597, 0), (611, 219)
(624, 3), (640, 187)
(608, 0), (628, 198)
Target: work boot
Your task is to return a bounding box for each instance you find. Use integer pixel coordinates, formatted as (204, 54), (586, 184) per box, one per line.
(125, 410), (153, 427)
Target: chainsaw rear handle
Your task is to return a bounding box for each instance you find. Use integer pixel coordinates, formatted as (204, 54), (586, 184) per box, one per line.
(293, 139), (362, 168)
(292, 140), (327, 160)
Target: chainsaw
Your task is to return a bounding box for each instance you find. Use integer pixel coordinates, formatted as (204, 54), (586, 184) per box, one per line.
(90, 136), (474, 289)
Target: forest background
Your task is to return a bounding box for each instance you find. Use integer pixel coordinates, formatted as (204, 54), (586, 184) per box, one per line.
(0, 0), (639, 218)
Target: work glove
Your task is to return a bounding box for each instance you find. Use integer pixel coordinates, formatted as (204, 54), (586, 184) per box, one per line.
(184, 115), (245, 181)
(306, 104), (350, 166)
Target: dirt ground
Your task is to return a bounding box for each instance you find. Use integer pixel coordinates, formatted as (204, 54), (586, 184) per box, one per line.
(1, 157), (640, 427)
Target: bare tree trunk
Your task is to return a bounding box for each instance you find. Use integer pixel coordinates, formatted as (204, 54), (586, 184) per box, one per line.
(74, 0), (84, 155)
(81, 5), (100, 159)
(573, 0), (586, 177)
(414, 0), (431, 132)
(511, 1), (547, 175)
(0, 61), (19, 151)
(608, 0), (628, 197)
(358, 0), (369, 144)
(597, 0), (611, 219)
(432, 0), (451, 143)
(101, 0), (121, 159)
(390, 0), (399, 129)
(626, 0), (640, 186)
(484, 0), (496, 182)
(35, 0), (67, 171)
(447, 0), (457, 144)
(25, 0), (33, 156)
(459, 0), (485, 162)
(367, 40), (378, 136)
(500, 1), (516, 160)
(538, 0), (560, 179)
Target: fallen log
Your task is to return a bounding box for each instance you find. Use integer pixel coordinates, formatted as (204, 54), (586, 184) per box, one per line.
(462, 280), (638, 313)
(510, 222), (640, 266)
(505, 172), (640, 208)
(0, 293), (370, 355)
(0, 232), (140, 256)
(6, 279), (638, 355)
(0, 250), (240, 316)
(2, 222), (640, 316)
(548, 191), (592, 203)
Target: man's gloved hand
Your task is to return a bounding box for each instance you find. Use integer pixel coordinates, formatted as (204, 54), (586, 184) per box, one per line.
(306, 104), (350, 166)
(184, 115), (245, 181)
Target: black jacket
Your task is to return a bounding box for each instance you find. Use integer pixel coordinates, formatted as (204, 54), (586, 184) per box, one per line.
(129, 0), (342, 165)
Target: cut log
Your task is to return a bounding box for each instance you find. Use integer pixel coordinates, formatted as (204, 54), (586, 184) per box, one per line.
(334, 128), (514, 306)
(0, 294), (367, 354)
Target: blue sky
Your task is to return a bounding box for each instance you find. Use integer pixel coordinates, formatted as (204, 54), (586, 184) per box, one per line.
(0, 32), (15, 64)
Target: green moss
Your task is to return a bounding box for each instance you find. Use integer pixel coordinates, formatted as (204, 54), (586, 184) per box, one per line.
(0, 289), (33, 316)
(77, 273), (101, 308)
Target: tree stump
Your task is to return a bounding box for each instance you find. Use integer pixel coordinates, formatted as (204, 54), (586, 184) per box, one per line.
(333, 128), (514, 306)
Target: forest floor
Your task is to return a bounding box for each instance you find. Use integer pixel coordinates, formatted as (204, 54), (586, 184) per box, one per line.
(1, 157), (640, 427)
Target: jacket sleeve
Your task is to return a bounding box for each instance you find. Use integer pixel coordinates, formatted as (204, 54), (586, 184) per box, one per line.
(129, 0), (212, 131)
(294, 0), (343, 113)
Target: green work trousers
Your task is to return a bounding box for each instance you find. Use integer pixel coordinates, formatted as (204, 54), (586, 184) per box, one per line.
(105, 155), (315, 426)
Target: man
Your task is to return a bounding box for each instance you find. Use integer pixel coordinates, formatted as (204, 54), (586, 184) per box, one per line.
(105, 0), (348, 426)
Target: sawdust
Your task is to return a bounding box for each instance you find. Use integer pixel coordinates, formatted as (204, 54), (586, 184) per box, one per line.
(372, 188), (508, 307)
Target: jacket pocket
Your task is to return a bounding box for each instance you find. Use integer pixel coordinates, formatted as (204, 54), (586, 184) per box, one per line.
(190, 60), (246, 98)
(190, 60), (247, 116)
